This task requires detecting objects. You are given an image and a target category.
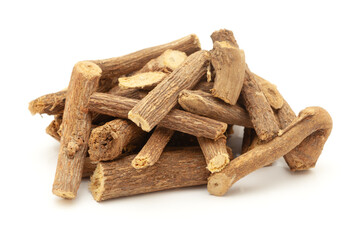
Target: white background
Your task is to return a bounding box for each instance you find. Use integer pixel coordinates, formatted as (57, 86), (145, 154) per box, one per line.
(1, 0), (359, 239)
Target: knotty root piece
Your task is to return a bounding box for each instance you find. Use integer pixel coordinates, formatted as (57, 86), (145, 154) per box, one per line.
(132, 127), (174, 169)
(210, 29), (239, 48)
(207, 107), (333, 196)
(255, 74), (284, 110)
(90, 147), (209, 201)
(138, 49), (187, 73)
(29, 90), (66, 115)
(118, 72), (167, 90)
(197, 137), (229, 173)
(210, 38), (246, 105)
(128, 50), (210, 132)
(46, 115), (62, 141)
(88, 93), (227, 140)
(178, 90), (252, 128)
(52, 61), (102, 199)
(88, 119), (146, 162)
(88, 93), (226, 139)
(92, 34), (201, 79)
(240, 66), (280, 141)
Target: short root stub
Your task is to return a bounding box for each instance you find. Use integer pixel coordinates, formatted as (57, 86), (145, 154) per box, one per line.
(207, 173), (232, 196)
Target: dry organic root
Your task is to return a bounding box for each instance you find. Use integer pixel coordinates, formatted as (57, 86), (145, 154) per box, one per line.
(29, 84), (146, 117)
(137, 49), (188, 73)
(46, 115), (63, 141)
(88, 119), (146, 162)
(29, 90), (66, 115)
(90, 147), (209, 201)
(88, 93), (227, 140)
(52, 61), (102, 199)
(241, 66), (280, 141)
(118, 72), (167, 90)
(208, 107), (333, 196)
(132, 127), (174, 169)
(93, 34), (200, 79)
(255, 74), (284, 109)
(241, 128), (257, 154)
(210, 29), (246, 105)
(29, 29), (332, 201)
(178, 89), (252, 128)
(128, 50), (210, 132)
(197, 137), (229, 173)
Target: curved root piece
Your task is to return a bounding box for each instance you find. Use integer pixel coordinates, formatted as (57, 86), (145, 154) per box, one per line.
(208, 107), (332, 196)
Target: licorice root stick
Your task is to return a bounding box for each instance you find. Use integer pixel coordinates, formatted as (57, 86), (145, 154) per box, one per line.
(90, 147), (209, 201)
(52, 61), (102, 199)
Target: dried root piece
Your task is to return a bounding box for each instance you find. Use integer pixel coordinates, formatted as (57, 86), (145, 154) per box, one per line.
(241, 128), (257, 154)
(88, 119), (146, 162)
(46, 115), (63, 141)
(82, 157), (97, 178)
(210, 29), (239, 48)
(128, 50), (210, 132)
(210, 39), (246, 105)
(132, 127), (174, 169)
(178, 90), (252, 128)
(93, 34), (201, 79)
(197, 137), (229, 173)
(118, 72), (167, 90)
(88, 93), (227, 140)
(240, 66), (280, 141)
(52, 61), (102, 199)
(29, 90), (66, 115)
(255, 74), (284, 109)
(208, 107), (333, 196)
(138, 49), (187, 73)
(90, 147), (209, 201)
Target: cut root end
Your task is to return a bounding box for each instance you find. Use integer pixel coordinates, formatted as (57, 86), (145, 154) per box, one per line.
(207, 173), (232, 196)
(207, 154), (230, 173)
(128, 111), (151, 132)
(131, 157), (149, 169)
(89, 164), (105, 202)
(52, 189), (76, 199)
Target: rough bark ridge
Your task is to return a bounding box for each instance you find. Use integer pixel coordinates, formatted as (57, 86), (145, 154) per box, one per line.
(128, 50), (210, 132)
(241, 67), (280, 141)
(52, 61), (102, 199)
(90, 147), (209, 201)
